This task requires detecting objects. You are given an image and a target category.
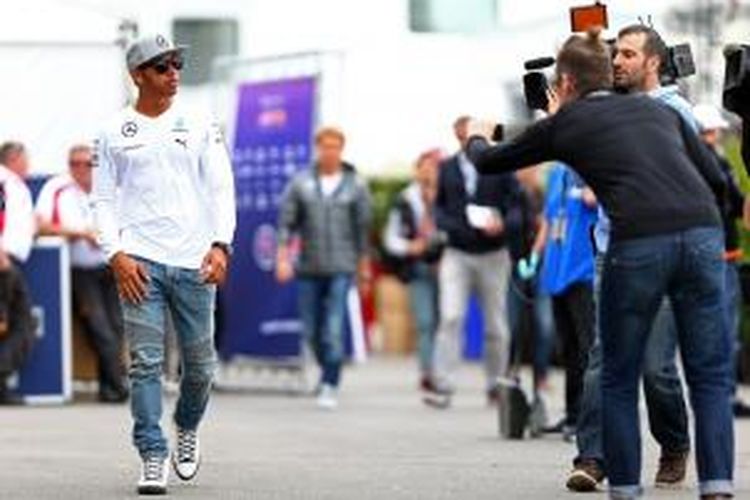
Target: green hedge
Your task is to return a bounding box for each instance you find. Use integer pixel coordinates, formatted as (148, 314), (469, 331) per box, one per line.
(367, 176), (410, 255)
(724, 136), (750, 351)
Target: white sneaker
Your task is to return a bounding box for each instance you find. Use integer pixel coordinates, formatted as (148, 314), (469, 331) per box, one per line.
(172, 428), (201, 481)
(316, 384), (339, 410)
(137, 455), (169, 495)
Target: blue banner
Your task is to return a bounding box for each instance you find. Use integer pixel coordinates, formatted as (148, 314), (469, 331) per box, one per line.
(219, 77), (317, 360)
(17, 239), (72, 403)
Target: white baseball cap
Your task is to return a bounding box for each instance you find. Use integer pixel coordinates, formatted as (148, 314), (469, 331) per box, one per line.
(693, 104), (729, 132)
(126, 34), (186, 71)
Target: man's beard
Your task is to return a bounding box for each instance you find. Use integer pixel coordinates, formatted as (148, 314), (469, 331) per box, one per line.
(613, 73), (645, 94)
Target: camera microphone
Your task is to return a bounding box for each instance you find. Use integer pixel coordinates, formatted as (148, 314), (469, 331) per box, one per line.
(524, 57), (555, 71)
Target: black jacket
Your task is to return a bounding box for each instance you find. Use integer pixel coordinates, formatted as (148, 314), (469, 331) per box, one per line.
(469, 92), (726, 243)
(435, 154), (521, 254)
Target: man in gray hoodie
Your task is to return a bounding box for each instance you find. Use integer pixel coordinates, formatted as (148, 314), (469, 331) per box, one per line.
(276, 126), (372, 410)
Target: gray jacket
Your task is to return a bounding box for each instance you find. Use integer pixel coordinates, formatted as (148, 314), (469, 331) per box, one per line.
(278, 165), (372, 276)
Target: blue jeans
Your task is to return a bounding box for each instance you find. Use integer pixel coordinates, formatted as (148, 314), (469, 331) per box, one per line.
(642, 300), (690, 455)
(507, 271), (554, 386)
(122, 257), (218, 460)
(725, 261), (742, 396)
(576, 268), (690, 467)
(599, 227), (734, 498)
(408, 263), (438, 375)
(297, 274), (352, 388)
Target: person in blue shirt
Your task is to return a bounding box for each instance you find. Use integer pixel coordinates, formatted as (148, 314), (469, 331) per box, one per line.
(537, 162), (597, 440)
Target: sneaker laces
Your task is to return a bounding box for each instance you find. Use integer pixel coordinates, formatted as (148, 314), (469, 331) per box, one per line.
(143, 456), (164, 481)
(176, 428), (197, 463)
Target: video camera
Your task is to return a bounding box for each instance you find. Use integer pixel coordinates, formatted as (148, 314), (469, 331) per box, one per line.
(723, 44), (750, 116)
(661, 44), (696, 85)
(523, 57), (556, 111)
(521, 2), (695, 110)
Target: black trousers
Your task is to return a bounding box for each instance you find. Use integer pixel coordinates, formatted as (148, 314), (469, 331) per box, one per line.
(552, 282), (595, 427)
(0, 262), (35, 384)
(72, 266), (127, 396)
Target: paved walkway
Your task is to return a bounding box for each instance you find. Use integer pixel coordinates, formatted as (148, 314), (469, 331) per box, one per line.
(1, 357), (748, 499)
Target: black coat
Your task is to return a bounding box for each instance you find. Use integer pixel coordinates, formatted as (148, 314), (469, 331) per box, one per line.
(435, 154), (521, 254)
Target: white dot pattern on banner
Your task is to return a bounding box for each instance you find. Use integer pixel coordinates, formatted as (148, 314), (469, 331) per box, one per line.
(232, 144), (310, 213)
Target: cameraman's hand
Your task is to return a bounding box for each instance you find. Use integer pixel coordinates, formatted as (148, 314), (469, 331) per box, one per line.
(467, 119), (496, 143)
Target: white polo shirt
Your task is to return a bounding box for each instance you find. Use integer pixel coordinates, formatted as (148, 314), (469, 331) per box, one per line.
(0, 165), (35, 263)
(91, 101), (236, 269)
(35, 173), (106, 269)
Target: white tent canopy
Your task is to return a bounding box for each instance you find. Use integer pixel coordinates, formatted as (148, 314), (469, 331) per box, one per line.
(0, 0), (122, 43)
(0, 0), (127, 175)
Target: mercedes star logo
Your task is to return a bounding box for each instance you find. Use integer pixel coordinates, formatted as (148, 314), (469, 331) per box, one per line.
(121, 121), (138, 138)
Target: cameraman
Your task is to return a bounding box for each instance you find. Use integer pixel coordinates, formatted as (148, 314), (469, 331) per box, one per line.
(568, 25), (695, 492)
(468, 31), (733, 500)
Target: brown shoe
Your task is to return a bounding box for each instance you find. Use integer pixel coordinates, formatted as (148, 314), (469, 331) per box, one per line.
(566, 459), (605, 492)
(655, 450), (689, 488)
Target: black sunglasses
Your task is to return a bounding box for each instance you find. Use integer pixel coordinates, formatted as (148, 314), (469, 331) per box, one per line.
(140, 54), (184, 74)
(69, 160), (93, 167)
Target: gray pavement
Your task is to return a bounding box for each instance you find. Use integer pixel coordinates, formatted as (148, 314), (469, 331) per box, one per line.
(1, 357), (749, 499)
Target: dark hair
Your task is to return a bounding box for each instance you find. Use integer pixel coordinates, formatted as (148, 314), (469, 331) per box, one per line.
(617, 24), (668, 66)
(556, 29), (613, 96)
(0, 141), (25, 166)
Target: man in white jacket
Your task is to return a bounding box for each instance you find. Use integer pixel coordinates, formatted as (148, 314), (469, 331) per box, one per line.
(0, 142), (36, 405)
(92, 34), (236, 495)
(36, 144), (128, 403)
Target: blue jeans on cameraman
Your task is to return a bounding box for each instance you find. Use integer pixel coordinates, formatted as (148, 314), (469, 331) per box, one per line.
(642, 300), (691, 456)
(575, 268), (690, 469)
(600, 227), (734, 499)
(122, 257), (218, 460)
(298, 274), (352, 388)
